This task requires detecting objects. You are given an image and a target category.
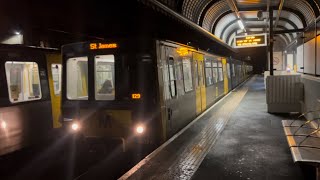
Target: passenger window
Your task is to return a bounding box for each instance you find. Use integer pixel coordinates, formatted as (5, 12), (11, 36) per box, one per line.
(66, 56), (88, 100)
(198, 61), (204, 86)
(51, 64), (62, 95)
(212, 62), (218, 83)
(232, 64), (235, 77)
(168, 57), (176, 97)
(227, 63), (231, 79)
(182, 57), (193, 92)
(5, 61), (42, 103)
(205, 58), (213, 86)
(218, 62), (223, 82)
(95, 55), (115, 100)
(194, 61), (199, 87)
(176, 60), (183, 81)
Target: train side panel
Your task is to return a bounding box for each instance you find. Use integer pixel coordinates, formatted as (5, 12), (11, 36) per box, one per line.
(156, 41), (251, 141)
(0, 48), (52, 155)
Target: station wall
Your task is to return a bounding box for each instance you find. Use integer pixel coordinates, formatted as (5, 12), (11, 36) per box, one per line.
(296, 45), (304, 73)
(302, 76), (320, 119)
(294, 34), (320, 75)
(303, 38), (316, 75)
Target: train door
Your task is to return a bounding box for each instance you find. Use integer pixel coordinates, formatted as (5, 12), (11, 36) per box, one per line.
(222, 58), (229, 94)
(158, 45), (180, 137)
(193, 52), (206, 115)
(46, 53), (62, 128)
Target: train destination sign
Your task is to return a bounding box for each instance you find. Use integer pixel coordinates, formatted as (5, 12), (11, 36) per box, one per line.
(234, 34), (267, 48)
(90, 43), (118, 50)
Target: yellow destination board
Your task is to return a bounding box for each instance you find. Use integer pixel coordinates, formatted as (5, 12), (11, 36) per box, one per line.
(234, 34), (267, 48)
(90, 43), (118, 50)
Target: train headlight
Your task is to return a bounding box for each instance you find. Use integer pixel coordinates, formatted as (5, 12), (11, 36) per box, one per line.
(1, 121), (7, 129)
(71, 122), (80, 131)
(135, 125), (145, 134)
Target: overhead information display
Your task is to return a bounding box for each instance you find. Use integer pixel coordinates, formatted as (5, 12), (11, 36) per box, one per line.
(234, 34), (267, 48)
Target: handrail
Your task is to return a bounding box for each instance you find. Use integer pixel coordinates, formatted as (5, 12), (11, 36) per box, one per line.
(288, 110), (320, 147)
(290, 109), (320, 126)
(292, 118), (320, 135)
(298, 128), (320, 146)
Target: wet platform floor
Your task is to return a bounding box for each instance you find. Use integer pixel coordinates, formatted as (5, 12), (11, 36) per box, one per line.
(121, 75), (304, 180)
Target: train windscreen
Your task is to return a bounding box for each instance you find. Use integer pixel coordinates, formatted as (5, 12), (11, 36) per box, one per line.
(95, 55), (115, 100)
(66, 56), (88, 100)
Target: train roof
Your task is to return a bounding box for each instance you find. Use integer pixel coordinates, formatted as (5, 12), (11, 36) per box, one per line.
(0, 44), (59, 52)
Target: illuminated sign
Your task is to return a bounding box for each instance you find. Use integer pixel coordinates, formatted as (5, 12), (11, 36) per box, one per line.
(90, 43), (118, 50)
(176, 47), (191, 56)
(131, 93), (141, 99)
(234, 34), (267, 48)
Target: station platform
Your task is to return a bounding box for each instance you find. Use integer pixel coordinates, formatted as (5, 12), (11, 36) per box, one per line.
(119, 75), (305, 180)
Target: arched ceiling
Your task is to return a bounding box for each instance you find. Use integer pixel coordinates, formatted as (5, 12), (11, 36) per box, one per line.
(177, 0), (320, 50)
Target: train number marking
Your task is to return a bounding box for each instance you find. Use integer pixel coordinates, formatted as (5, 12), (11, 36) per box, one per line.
(132, 93), (141, 99)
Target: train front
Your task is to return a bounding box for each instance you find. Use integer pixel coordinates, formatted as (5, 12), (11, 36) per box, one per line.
(61, 41), (160, 152)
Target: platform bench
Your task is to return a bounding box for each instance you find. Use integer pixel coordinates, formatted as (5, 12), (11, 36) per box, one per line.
(282, 118), (320, 179)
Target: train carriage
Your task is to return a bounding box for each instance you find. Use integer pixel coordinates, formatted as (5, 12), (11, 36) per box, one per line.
(0, 45), (62, 156)
(61, 39), (252, 151)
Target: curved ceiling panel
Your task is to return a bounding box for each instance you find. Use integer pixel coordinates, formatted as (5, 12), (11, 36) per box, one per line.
(214, 13), (237, 38)
(228, 32), (237, 45)
(182, 0), (212, 23)
(179, 0), (320, 51)
(278, 10), (304, 29)
(222, 22), (239, 43)
(202, 0), (230, 31)
(213, 10), (304, 46)
(284, 0), (315, 26)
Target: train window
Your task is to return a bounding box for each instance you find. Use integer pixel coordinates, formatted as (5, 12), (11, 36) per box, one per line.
(51, 64), (62, 95)
(66, 56), (88, 100)
(232, 64), (235, 77)
(227, 63), (231, 79)
(182, 57), (193, 92)
(237, 65), (241, 76)
(5, 61), (42, 103)
(198, 61), (205, 86)
(218, 62), (223, 81)
(176, 60), (183, 81)
(205, 58), (213, 86)
(95, 55), (115, 100)
(212, 62), (218, 83)
(168, 57), (176, 97)
(194, 61), (198, 87)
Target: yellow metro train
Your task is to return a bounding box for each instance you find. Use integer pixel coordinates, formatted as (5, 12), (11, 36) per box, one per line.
(60, 39), (252, 151)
